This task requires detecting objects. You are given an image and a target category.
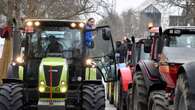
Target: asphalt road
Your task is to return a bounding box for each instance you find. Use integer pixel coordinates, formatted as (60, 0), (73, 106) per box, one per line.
(106, 100), (116, 110)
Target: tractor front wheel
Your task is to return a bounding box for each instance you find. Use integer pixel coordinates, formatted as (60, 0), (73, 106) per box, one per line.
(82, 84), (105, 110)
(132, 71), (147, 110)
(175, 73), (195, 110)
(148, 90), (168, 110)
(0, 83), (23, 110)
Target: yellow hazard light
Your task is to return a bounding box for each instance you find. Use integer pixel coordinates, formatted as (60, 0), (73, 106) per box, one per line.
(70, 23), (76, 28)
(34, 21), (40, 26)
(26, 21), (33, 27)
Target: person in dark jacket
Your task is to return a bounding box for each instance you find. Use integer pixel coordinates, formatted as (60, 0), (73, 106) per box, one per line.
(47, 35), (63, 53)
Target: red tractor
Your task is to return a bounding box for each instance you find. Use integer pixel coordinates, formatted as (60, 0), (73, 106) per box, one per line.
(107, 37), (151, 110)
(106, 39), (133, 110)
(131, 26), (195, 110)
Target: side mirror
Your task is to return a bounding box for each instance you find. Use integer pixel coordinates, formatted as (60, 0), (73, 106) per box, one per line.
(159, 26), (162, 36)
(102, 28), (111, 40)
(131, 36), (135, 44)
(144, 39), (152, 53)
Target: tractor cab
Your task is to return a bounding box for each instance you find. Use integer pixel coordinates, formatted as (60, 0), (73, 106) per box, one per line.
(158, 27), (195, 88)
(143, 26), (195, 88)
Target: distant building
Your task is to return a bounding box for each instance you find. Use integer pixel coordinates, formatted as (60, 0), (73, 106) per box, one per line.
(137, 0), (183, 28)
(141, 4), (161, 26)
(137, 4), (161, 37)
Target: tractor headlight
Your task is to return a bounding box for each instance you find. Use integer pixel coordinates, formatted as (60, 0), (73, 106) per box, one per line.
(61, 81), (65, 85)
(12, 62), (16, 66)
(39, 86), (45, 93)
(70, 23), (76, 28)
(16, 56), (24, 64)
(79, 23), (85, 28)
(26, 21), (33, 27)
(60, 86), (67, 93)
(86, 59), (96, 67)
(86, 59), (92, 65)
(34, 21), (40, 26)
(40, 81), (45, 85)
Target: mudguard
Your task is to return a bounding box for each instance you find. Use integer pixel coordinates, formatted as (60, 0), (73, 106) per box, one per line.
(179, 62), (195, 94)
(117, 63), (132, 92)
(136, 60), (165, 92)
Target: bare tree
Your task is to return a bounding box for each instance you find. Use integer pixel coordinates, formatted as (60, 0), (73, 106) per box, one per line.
(156, 0), (195, 25)
(0, 0), (113, 25)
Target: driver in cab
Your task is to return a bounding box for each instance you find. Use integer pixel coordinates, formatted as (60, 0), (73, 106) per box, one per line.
(46, 35), (63, 53)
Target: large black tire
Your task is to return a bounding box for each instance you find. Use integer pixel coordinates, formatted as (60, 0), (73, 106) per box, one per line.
(132, 71), (147, 110)
(127, 87), (132, 110)
(148, 91), (168, 110)
(0, 83), (23, 110)
(175, 73), (195, 110)
(82, 84), (105, 110)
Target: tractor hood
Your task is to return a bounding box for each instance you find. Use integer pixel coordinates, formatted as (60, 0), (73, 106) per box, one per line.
(40, 57), (67, 66)
(162, 47), (195, 64)
(39, 57), (68, 94)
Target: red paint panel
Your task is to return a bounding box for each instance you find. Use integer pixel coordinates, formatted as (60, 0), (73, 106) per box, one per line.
(159, 65), (180, 88)
(119, 67), (133, 92)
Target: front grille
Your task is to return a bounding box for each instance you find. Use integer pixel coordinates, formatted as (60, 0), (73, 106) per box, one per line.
(43, 65), (63, 87)
(40, 93), (66, 98)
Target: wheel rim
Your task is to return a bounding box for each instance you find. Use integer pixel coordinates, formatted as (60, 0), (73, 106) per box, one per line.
(178, 94), (187, 110)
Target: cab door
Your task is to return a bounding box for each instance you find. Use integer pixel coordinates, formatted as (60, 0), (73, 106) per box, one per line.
(0, 37), (12, 81)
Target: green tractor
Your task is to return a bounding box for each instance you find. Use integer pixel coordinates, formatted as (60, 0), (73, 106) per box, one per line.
(0, 19), (116, 110)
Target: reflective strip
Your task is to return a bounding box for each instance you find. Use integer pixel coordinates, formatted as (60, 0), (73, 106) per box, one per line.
(19, 66), (23, 80)
(85, 67), (96, 80)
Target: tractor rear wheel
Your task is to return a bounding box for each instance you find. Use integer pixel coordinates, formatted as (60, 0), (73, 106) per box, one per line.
(82, 84), (105, 110)
(175, 73), (195, 110)
(148, 90), (168, 110)
(132, 71), (147, 110)
(0, 83), (23, 110)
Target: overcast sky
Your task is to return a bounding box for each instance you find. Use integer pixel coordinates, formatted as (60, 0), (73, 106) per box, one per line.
(116, 0), (145, 14)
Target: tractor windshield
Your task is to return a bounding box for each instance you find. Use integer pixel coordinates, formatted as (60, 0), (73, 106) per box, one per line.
(28, 27), (82, 58)
(166, 34), (195, 48)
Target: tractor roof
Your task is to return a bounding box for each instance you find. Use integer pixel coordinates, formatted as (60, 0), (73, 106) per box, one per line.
(24, 19), (85, 28)
(164, 26), (195, 35)
(24, 19), (84, 23)
(165, 26), (195, 30)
